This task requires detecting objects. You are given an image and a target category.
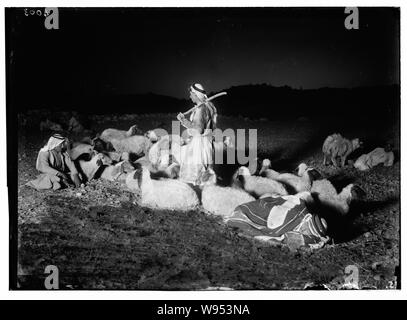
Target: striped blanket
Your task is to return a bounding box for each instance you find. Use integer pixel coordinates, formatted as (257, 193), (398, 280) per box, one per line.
(226, 195), (330, 249)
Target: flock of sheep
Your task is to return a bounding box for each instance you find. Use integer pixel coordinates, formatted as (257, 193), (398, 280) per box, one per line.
(62, 122), (398, 231)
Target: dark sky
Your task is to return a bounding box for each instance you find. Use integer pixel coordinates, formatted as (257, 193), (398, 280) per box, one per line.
(8, 7), (399, 99)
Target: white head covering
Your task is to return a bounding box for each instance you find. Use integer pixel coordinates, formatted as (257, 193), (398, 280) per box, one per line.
(190, 83), (208, 103)
(39, 134), (67, 153)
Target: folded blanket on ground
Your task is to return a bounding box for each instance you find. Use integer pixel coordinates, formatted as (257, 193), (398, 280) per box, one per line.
(226, 195), (330, 249)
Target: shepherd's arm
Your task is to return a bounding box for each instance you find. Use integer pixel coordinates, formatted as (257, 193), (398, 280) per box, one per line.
(179, 106), (206, 134)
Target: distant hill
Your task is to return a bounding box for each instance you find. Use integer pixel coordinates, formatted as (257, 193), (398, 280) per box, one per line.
(15, 84), (399, 122)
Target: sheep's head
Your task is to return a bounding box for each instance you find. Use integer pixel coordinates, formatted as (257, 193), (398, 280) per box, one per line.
(128, 125), (140, 136)
(145, 130), (159, 142)
(305, 168), (323, 182)
(296, 163), (309, 176)
(223, 136), (232, 148)
(296, 191), (314, 203)
(93, 151), (113, 166)
(352, 138), (362, 150)
(350, 184), (366, 200)
(259, 159), (271, 176)
(238, 166), (251, 176)
(196, 168), (217, 187)
(340, 184), (366, 204)
(262, 159), (271, 169)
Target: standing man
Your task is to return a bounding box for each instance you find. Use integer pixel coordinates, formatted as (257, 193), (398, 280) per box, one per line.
(177, 83), (217, 184)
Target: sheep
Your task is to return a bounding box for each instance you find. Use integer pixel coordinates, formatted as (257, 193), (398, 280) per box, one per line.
(258, 159), (280, 179)
(197, 168), (255, 218)
(100, 160), (136, 182)
(100, 125), (141, 143)
(234, 166), (288, 198)
(126, 165), (199, 211)
(135, 155), (180, 179)
(322, 133), (362, 167)
(108, 134), (155, 158)
(354, 147), (395, 171)
(310, 179), (366, 215)
(272, 163), (323, 194)
(68, 143), (94, 161)
(77, 152), (113, 181)
(148, 135), (185, 168)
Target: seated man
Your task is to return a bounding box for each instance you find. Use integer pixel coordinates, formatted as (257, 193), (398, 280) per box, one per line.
(26, 133), (81, 190)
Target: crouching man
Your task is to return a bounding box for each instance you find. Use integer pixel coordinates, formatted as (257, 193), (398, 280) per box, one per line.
(26, 133), (81, 190)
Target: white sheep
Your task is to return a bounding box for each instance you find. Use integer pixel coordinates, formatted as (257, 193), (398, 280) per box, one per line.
(100, 125), (140, 143)
(310, 179), (365, 215)
(235, 166), (288, 198)
(272, 163), (323, 194)
(126, 165), (199, 211)
(100, 161), (132, 182)
(197, 168), (255, 218)
(109, 134), (154, 158)
(68, 143), (94, 161)
(78, 152), (113, 181)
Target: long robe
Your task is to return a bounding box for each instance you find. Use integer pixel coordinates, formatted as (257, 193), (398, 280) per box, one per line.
(178, 101), (217, 184)
(26, 150), (78, 190)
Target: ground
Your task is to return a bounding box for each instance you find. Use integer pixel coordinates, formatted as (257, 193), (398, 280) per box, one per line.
(16, 113), (400, 290)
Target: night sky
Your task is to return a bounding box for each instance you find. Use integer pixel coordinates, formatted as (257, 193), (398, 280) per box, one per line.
(8, 7), (400, 99)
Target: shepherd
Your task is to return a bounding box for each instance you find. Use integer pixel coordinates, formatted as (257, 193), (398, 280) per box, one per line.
(26, 133), (82, 190)
(177, 83), (226, 184)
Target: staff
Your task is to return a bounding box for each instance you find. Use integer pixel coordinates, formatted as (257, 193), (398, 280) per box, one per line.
(177, 91), (227, 121)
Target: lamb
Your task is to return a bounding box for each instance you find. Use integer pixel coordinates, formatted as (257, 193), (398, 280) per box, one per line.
(310, 179), (366, 215)
(126, 165), (199, 211)
(234, 166), (288, 198)
(322, 133), (362, 167)
(68, 143), (94, 161)
(354, 147), (394, 171)
(77, 152), (113, 181)
(100, 125), (141, 143)
(197, 168), (255, 218)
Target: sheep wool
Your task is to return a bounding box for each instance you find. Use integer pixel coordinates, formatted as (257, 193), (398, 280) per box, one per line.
(310, 180), (363, 215)
(100, 125), (140, 143)
(198, 168), (255, 218)
(110, 135), (153, 157)
(237, 166), (288, 198)
(275, 164), (321, 194)
(129, 166), (199, 211)
(78, 152), (112, 181)
(68, 143), (94, 161)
